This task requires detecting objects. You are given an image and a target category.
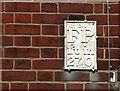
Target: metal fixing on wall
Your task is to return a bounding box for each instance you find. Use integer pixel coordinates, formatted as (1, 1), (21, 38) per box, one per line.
(64, 20), (97, 71)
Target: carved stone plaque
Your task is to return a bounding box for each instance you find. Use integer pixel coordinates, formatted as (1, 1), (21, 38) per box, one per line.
(64, 20), (97, 71)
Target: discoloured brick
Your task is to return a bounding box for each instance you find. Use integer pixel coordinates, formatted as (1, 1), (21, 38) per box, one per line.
(55, 72), (90, 81)
(85, 83), (108, 90)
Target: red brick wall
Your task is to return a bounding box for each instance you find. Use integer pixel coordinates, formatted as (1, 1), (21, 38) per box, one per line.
(1, 2), (120, 90)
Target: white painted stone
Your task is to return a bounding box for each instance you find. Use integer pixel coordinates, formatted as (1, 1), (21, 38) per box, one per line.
(64, 20), (97, 71)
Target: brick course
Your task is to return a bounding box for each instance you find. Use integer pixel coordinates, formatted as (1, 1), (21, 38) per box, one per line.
(5, 25), (40, 35)
(2, 71), (36, 81)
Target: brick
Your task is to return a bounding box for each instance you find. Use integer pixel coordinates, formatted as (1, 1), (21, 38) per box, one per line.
(97, 38), (120, 48)
(59, 25), (64, 35)
(104, 4), (119, 13)
(98, 38), (120, 48)
(4, 48), (39, 58)
(118, 11), (120, 24)
(118, 72), (120, 81)
(2, 36), (13, 46)
(2, 3), (4, 12)
(15, 60), (31, 69)
(59, 3), (93, 13)
(97, 38), (104, 47)
(15, 14), (31, 23)
(85, 83), (108, 90)
(2, 83), (9, 90)
(96, 38), (104, 47)
(104, 38), (120, 48)
(33, 60), (63, 69)
(2, 13), (13, 23)
(110, 60), (120, 70)
(97, 49), (104, 58)
(5, 2), (40, 12)
(111, 61), (120, 70)
(2, 71), (36, 81)
(5, 2), (15, 12)
(106, 49), (120, 59)
(38, 71), (53, 81)
(69, 15), (84, 20)
(98, 60), (120, 70)
(110, 15), (119, 25)
(86, 83), (115, 91)
(5, 25), (40, 35)
(33, 14), (67, 24)
(14, 36), (31, 46)
(92, 72), (108, 82)
(104, 26), (120, 36)
(86, 15), (107, 25)
(55, 72), (90, 81)
(32, 37), (63, 47)
(42, 25), (58, 35)
(41, 48), (57, 58)
(41, 3), (57, 13)
(0, 48), (2, 58)
(98, 60), (108, 70)
(0, 13), (2, 22)
(66, 83), (83, 90)
(29, 83), (64, 90)
(59, 48), (64, 58)
(11, 83), (28, 90)
(94, 4), (103, 13)
(1, 25), (4, 34)
(2, 59), (13, 69)
(97, 26), (103, 36)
